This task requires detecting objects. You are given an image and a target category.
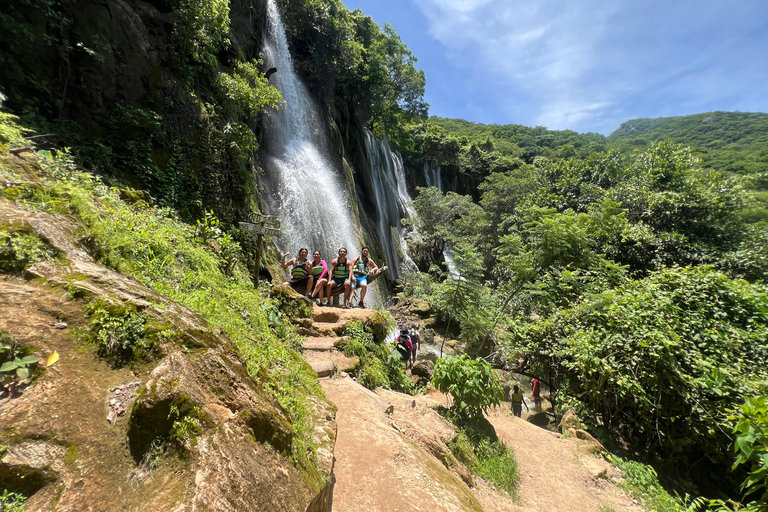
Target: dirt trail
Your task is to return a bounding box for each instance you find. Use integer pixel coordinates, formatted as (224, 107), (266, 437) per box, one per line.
(322, 375), (644, 512)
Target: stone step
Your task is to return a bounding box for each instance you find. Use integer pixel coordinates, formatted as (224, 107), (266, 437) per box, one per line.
(303, 336), (350, 352)
(304, 340), (335, 352)
(310, 361), (335, 378)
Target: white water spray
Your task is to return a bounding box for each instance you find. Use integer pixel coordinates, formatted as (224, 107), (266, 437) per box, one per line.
(260, 0), (359, 263)
(363, 129), (418, 280)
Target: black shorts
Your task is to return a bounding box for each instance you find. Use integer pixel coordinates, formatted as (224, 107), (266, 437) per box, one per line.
(288, 276), (310, 288)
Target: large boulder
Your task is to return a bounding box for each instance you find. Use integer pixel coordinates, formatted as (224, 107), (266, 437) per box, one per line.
(412, 360), (435, 380)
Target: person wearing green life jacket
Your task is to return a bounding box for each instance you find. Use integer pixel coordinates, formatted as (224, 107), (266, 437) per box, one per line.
(309, 250), (329, 305)
(511, 385), (529, 418)
(281, 248), (313, 299)
(350, 246), (378, 309)
(325, 247), (353, 308)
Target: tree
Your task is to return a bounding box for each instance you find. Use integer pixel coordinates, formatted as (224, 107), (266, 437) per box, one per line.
(432, 354), (502, 420)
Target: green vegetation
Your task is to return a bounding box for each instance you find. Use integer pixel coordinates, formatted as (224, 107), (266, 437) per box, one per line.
(81, 301), (157, 369)
(447, 424), (519, 499)
(403, 138), (768, 502)
(0, 0), (283, 224)
(609, 455), (683, 512)
(608, 112), (768, 182)
(431, 355), (502, 420)
(2, 144), (322, 476)
(0, 489), (26, 512)
(338, 318), (417, 394)
(1, 332), (39, 385)
(0, 228), (59, 274)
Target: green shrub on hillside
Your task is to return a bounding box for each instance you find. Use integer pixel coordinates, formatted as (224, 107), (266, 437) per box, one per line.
(12, 148), (322, 475)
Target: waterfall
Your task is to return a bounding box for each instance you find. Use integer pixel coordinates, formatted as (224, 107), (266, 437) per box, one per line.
(363, 129), (418, 280)
(260, 0), (359, 267)
(424, 161), (443, 191)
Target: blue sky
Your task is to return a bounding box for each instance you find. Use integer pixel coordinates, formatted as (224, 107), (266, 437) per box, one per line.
(339, 0), (768, 134)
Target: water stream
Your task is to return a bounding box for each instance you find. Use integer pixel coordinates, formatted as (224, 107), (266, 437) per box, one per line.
(363, 129), (418, 280)
(260, 0), (359, 263)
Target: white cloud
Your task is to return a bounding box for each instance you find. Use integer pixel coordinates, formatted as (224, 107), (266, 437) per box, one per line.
(412, 0), (768, 132)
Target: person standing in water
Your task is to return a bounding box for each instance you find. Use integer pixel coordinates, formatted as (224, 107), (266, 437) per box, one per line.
(326, 247), (353, 308)
(511, 385), (529, 418)
(282, 248), (313, 298)
(351, 246), (378, 309)
(310, 250), (329, 305)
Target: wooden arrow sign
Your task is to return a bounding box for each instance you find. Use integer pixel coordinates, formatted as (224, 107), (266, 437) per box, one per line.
(247, 212), (279, 225)
(239, 222), (281, 237)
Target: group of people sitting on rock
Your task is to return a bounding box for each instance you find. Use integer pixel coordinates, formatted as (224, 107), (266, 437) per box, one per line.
(282, 246), (386, 309)
(395, 323), (421, 369)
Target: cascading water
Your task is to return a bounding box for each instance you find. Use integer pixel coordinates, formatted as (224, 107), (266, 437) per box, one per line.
(424, 160), (443, 191)
(364, 129), (418, 280)
(260, 0), (359, 266)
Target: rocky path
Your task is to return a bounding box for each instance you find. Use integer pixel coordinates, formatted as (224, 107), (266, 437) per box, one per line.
(299, 303), (645, 512)
(301, 304), (372, 378)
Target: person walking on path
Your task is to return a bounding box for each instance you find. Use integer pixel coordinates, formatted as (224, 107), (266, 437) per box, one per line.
(282, 248), (313, 298)
(395, 326), (413, 370)
(511, 385), (529, 418)
(409, 323), (420, 367)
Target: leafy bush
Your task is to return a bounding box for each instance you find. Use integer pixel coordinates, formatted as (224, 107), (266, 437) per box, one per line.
(432, 354), (502, 420)
(731, 396), (768, 505)
(341, 320), (418, 394)
(447, 425), (519, 498)
(501, 265), (768, 472)
(82, 301), (156, 369)
(0, 228), (58, 274)
(0, 489), (26, 512)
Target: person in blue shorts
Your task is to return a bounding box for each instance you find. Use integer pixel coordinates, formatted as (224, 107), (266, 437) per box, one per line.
(351, 246), (378, 309)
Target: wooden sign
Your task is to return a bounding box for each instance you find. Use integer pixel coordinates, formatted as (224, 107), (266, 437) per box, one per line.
(239, 212), (282, 288)
(247, 212), (279, 225)
(239, 222), (281, 237)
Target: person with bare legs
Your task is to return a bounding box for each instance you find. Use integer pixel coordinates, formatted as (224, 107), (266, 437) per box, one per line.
(511, 385), (529, 418)
(409, 323), (421, 367)
(351, 246), (378, 308)
(281, 248), (313, 298)
(325, 247), (353, 308)
(310, 250), (329, 305)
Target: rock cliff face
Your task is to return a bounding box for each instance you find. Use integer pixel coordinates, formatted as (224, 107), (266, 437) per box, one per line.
(0, 152), (335, 510)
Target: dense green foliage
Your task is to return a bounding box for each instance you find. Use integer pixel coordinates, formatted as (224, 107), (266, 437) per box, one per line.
(609, 112), (768, 182)
(278, 0), (427, 139)
(404, 138), (768, 498)
(339, 318), (417, 394)
(431, 355), (503, 420)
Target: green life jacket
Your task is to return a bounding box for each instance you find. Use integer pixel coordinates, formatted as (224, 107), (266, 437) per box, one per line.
(312, 261), (324, 277)
(333, 257), (348, 279)
(291, 259), (309, 278)
(353, 257), (368, 276)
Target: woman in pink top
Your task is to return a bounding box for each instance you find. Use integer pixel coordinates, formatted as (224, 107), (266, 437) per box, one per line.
(310, 250), (329, 304)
